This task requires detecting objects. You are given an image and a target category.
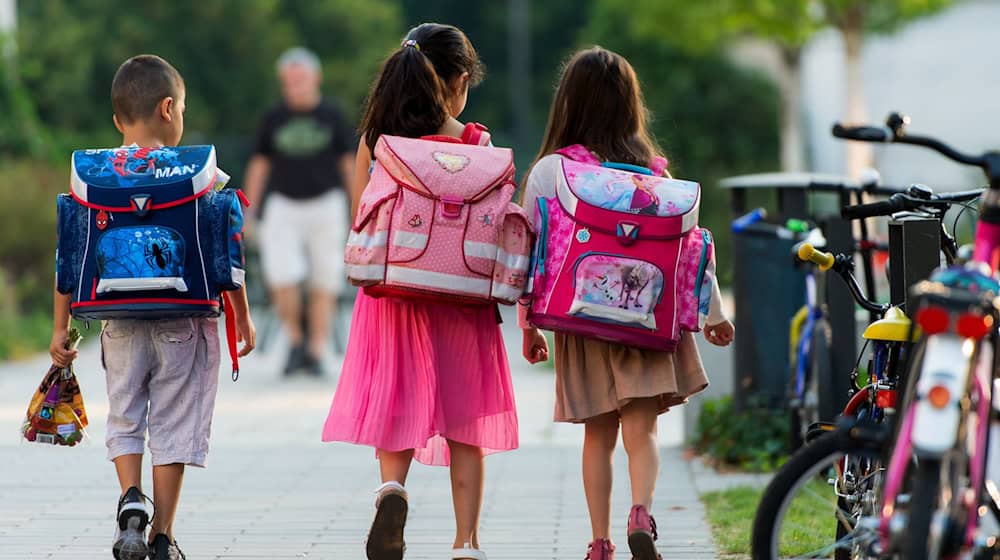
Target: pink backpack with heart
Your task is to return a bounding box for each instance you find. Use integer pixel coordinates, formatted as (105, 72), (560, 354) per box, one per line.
(525, 145), (715, 352)
(346, 123), (532, 305)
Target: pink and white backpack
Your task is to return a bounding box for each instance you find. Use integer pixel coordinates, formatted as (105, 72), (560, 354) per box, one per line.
(526, 145), (716, 352)
(345, 123), (532, 305)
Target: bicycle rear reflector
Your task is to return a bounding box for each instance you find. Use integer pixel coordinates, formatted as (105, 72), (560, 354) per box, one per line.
(916, 306), (950, 335)
(956, 313), (993, 340)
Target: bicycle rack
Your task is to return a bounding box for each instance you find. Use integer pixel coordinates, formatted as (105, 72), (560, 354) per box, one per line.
(723, 173), (859, 413)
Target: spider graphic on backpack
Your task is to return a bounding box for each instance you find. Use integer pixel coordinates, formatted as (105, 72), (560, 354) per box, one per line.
(145, 242), (170, 270)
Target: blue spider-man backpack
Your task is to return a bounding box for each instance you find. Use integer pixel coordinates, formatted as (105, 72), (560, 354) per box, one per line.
(56, 145), (247, 323)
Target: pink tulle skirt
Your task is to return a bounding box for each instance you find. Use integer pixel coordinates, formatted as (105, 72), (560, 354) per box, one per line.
(322, 291), (519, 466)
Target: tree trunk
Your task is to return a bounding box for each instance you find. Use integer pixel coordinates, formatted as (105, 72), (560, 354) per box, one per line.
(508, 0), (531, 159)
(778, 46), (805, 172)
(842, 3), (871, 180)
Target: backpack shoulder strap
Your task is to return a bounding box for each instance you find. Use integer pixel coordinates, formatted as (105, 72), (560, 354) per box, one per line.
(461, 122), (492, 146)
(555, 144), (601, 165)
(650, 155), (669, 177)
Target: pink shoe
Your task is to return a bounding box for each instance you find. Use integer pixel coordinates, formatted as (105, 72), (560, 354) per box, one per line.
(585, 538), (615, 560)
(627, 505), (662, 560)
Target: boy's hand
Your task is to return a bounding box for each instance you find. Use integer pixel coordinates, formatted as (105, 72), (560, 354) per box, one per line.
(522, 327), (550, 364)
(49, 329), (78, 368)
(704, 320), (735, 347)
(236, 315), (256, 357)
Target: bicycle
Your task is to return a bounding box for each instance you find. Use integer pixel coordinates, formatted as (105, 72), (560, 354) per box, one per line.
(833, 113), (1000, 559)
(751, 180), (976, 559)
(732, 175), (897, 449)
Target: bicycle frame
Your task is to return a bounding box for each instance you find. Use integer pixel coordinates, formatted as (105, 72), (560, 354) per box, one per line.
(879, 202), (1000, 554)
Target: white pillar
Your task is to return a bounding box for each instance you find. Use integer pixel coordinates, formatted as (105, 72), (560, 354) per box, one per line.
(0, 0), (15, 64)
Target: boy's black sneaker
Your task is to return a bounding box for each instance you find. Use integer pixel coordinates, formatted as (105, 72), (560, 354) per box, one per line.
(283, 343), (307, 376)
(112, 486), (150, 560)
(304, 352), (325, 377)
(150, 534), (186, 560)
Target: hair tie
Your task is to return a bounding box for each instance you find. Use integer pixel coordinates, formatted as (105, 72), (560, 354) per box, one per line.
(402, 39), (420, 51)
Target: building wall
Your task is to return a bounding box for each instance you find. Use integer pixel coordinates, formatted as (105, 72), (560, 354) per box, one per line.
(802, 0), (1000, 189)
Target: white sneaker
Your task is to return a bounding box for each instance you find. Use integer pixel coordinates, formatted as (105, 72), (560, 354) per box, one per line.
(452, 543), (487, 559)
(112, 486), (151, 560)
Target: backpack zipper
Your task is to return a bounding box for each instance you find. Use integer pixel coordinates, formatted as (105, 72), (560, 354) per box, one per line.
(694, 229), (712, 297)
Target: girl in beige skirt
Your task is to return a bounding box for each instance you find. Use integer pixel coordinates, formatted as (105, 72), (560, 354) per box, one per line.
(519, 47), (735, 560)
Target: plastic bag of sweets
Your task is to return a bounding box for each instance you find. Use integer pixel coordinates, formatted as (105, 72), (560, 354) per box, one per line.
(22, 328), (89, 446)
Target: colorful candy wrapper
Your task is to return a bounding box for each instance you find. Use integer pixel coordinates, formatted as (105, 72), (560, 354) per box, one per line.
(21, 328), (89, 446)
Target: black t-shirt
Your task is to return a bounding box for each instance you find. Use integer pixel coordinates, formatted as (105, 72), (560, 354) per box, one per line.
(253, 100), (355, 199)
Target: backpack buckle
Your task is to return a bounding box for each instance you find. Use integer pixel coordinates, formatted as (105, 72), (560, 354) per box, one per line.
(617, 221), (640, 246)
(440, 196), (465, 219)
(131, 193), (152, 217)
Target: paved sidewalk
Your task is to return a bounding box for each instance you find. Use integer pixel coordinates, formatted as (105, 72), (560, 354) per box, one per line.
(0, 309), (719, 559)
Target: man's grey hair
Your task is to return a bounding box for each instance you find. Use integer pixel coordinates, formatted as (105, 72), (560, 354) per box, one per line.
(276, 47), (321, 74)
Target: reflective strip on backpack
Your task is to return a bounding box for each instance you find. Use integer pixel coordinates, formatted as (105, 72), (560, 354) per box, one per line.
(386, 266), (491, 296)
(346, 264), (386, 281)
(463, 241), (527, 270)
(96, 277), (189, 294)
(346, 230), (388, 250)
(491, 283), (523, 303)
(392, 231), (428, 250)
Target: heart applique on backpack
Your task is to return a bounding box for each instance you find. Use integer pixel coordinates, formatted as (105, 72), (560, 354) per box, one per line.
(432, 151), (470, 174)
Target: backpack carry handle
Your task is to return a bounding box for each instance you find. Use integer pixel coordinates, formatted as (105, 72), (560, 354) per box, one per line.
(602, 162), (653, 175)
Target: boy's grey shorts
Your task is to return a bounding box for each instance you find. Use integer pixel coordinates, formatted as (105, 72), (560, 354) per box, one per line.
(101, 317), (221, 467)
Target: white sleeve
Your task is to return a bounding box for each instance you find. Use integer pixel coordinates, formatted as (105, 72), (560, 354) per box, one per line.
(520, 154), (561, 217)
(706, 276), (728, 325)
(518, 155), (562, 329)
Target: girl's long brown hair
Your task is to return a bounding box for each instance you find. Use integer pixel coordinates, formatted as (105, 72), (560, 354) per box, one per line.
(535, 47), (662, 167)
(359, 23), (484, 156)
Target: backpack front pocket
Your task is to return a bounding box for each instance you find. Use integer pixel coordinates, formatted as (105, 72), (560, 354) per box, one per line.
(95, 226), (188, 293)
(490, 202), (533, 304)
(569, 253), (665, 330)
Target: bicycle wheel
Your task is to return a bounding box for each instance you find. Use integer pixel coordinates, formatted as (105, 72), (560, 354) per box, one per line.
(752, 430), (883, 559)
(901, 452), (972, 559)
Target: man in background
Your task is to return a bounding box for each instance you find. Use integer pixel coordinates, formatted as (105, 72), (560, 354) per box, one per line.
(244, 47), (354, 376)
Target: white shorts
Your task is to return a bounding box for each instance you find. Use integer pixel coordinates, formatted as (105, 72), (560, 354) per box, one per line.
(259, 189), (348, 293)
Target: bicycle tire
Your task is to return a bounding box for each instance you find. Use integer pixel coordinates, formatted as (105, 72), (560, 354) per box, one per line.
(752, 430), (877, 559)
(902, 458), (941, 559)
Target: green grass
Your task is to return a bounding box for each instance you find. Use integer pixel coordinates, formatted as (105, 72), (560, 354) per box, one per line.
(702, 480), (840, 558)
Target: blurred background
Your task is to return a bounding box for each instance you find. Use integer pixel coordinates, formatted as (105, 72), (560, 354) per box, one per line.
(0, 0), (996, 361)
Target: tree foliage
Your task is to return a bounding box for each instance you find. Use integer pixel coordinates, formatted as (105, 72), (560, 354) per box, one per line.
(615, 0), (954, 53)
(13, 0), (401, 152)
(583, 1), (781, 270)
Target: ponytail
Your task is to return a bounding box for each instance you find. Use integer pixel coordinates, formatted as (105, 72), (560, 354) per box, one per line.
(359, 23), (484, 156)
(359, 44), (449, 156)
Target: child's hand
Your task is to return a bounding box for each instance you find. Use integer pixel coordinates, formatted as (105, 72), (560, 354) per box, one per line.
(49, 329), (78, 368)
(236, 315), (257, 357)
(522, 328), (549, 364)
(704, 320), (735, 347)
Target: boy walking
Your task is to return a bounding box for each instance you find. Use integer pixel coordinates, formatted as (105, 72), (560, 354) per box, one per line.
(49, 54), (256, 560)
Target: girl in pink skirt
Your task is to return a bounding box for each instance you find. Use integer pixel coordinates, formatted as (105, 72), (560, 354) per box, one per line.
(322, 23), (518, 560)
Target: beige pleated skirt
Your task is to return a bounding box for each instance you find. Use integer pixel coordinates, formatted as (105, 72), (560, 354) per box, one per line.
(553, 331), (710, 423)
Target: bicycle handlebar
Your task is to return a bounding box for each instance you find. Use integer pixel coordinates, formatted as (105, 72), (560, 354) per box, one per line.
(797, 243), (835, 271)
(795, 245), (888, 314)
(840, 188), (984, 220)
(832, 124), (892, 143)
(833, 113), (998, 183)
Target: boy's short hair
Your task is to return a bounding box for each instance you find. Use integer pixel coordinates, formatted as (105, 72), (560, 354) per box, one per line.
(276, 47), (321, 75)
(111, 55), (184, 124)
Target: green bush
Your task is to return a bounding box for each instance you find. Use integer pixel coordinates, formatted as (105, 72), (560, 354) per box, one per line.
(693, 395), (789, 472)
(0, 159), (64, 359)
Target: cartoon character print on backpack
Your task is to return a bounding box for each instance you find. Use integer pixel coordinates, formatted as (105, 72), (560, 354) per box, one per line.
(563, 163), (697, 218)
(96, 227), (185, 282)
(570, 255), (664, 328)
(76, 146), (200, 187)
